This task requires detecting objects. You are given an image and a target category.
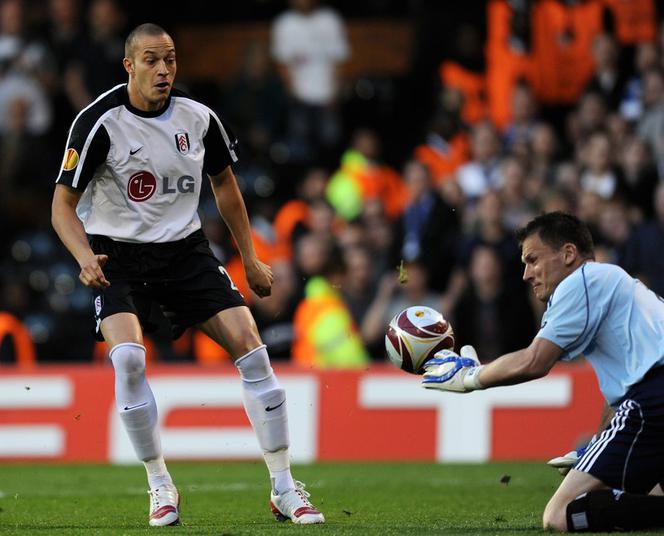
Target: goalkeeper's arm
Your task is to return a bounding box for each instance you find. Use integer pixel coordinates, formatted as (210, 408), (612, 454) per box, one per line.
(472, 337), (563, 388)
(424, 337), (563, 392)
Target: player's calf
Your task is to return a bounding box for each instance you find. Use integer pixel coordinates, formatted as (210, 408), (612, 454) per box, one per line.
(564, 489), (664, 532)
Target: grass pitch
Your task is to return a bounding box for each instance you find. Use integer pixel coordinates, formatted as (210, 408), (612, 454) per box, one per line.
(0, 461), (658, 535)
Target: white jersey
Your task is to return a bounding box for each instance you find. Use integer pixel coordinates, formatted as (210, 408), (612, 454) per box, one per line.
(55, 84), (238, 243)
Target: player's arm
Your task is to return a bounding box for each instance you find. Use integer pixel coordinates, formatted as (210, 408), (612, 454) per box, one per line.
(51, 184), (109, 288)
(208, 166), (273, 298)
(476, 337), (563, 387)
(423, 337), (563, 392)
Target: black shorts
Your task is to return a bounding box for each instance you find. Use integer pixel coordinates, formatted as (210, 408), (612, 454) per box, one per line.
(89, 230), (246, 341)
(574, 366), (664, 493)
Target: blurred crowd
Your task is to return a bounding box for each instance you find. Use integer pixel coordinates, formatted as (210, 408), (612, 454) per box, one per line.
(2, 0), (664, 367)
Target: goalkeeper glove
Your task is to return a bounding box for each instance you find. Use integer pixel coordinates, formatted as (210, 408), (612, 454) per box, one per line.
(421, 345), (484, 393)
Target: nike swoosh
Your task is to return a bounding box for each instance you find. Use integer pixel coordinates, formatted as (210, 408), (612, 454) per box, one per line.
(123, 402), (148, 411)
(129, 147), (143, 155)
(265, 400), (285, 412)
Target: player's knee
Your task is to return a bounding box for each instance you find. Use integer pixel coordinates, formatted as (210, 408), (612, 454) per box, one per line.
(110, 343), (147, 376)
(543, 512), (568, 532)
(236, 344), (272, 382)
(233, 336), (265, 359)
(543, 501), (569, 532)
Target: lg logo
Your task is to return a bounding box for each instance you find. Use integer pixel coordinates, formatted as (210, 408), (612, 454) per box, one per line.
(127, 172), (195, 202)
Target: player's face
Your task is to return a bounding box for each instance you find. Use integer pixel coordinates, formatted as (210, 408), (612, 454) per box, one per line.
(521, 233), (577, 302)
(125, 33), (176, 111)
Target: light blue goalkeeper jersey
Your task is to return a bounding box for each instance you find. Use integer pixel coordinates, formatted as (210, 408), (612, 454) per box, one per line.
(537, 262), (664, 405)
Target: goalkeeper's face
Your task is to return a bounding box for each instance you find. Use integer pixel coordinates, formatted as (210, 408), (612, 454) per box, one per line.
(521, 233), (580, 302)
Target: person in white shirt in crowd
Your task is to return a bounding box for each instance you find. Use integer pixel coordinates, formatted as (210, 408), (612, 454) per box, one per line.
(271, 0), (349, 164)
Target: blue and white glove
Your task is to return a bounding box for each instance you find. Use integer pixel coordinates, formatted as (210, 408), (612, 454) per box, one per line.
(421, 345), (484, 392)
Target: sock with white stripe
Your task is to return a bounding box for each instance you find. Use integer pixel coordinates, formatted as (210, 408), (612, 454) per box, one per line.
(110, 343), (172, 488)
(567, 489), (664, 531)
(236, 345), (295, 494)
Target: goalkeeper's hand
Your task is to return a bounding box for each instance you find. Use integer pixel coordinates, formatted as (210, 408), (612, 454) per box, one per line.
(421, 345), (484, 393)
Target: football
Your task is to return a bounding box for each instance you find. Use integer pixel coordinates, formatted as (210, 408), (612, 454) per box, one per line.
(385, 305), (455, 374)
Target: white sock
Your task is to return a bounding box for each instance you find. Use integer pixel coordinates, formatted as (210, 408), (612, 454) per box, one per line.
(110, 343), (169, 472)
(236, 345), (294, 493)
(265, 450), (296, 494)
(144, 455), (173, 489)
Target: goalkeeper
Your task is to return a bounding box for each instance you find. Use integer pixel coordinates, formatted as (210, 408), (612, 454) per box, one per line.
(423, 211), (664, 533)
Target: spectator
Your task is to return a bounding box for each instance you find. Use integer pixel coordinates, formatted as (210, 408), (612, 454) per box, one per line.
(361, 198), (396, 279)
(361, 260), (442, 354)
(619, 40), (659, 121)
(455, 120), (502, 203)
(498, 156), (539, 232)
(576, 189), (604, 243)
(583, 33), (628, 111)
(503, 81), (539, 151)
(0, 0), (54, 140)
(414, 96), (470, 186)
(596, 198), (632, 265)
(392, 159), (459, 292)
(326, 127), (406, 222)
(622, 183), (664, 297)
(341, 245), (379, 353)
(619, 136), (658, 221)
(223, 41), (288, 158)
(0, 0), (57, 93)
(567, 91), (608, 148)
(530, 123), (560, 185)
(636, 67), (664, 177)
(272, 166), (329, 256)
(292, 229), (334, 288)
(450, 245), (535, 363)
(578, 130), (623, 200)
(250, 258), (298, 360)
(0, 97), (55, 230)
(221, 41), (288, 205)
(43, 0), (85, 140)
(605, 111), (631, 154)
(292, 242), (369, 368)
(457, 190), (524, 292)
(271, 0), (350, 165)
(64, 0), (126, 111)
(553, 160), (582, 199)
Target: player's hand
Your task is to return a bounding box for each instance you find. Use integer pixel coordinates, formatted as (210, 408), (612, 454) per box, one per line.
(79, 254), (110, 288)
(245, 258), (273, 298)
(422, 345), (484, 393)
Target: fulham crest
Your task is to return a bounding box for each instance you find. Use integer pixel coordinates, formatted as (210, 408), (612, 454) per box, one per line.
(175, 131), (190, 155)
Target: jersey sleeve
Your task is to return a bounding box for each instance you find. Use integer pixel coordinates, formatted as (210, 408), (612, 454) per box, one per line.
(536, 266), (599, 360)
(203, 112), (239, 176)
(55, 121), (110, 191)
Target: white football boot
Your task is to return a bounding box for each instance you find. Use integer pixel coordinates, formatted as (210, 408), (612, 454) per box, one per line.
(270, 481), (325, 524)
(148, 484), (180, 527)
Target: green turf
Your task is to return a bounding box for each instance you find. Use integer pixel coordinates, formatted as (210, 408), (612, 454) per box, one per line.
(0, 461), (659, 535)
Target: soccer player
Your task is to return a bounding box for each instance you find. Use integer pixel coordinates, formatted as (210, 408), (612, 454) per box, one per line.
(422, 211), (664, 532)
(51, 23), (324, 527)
